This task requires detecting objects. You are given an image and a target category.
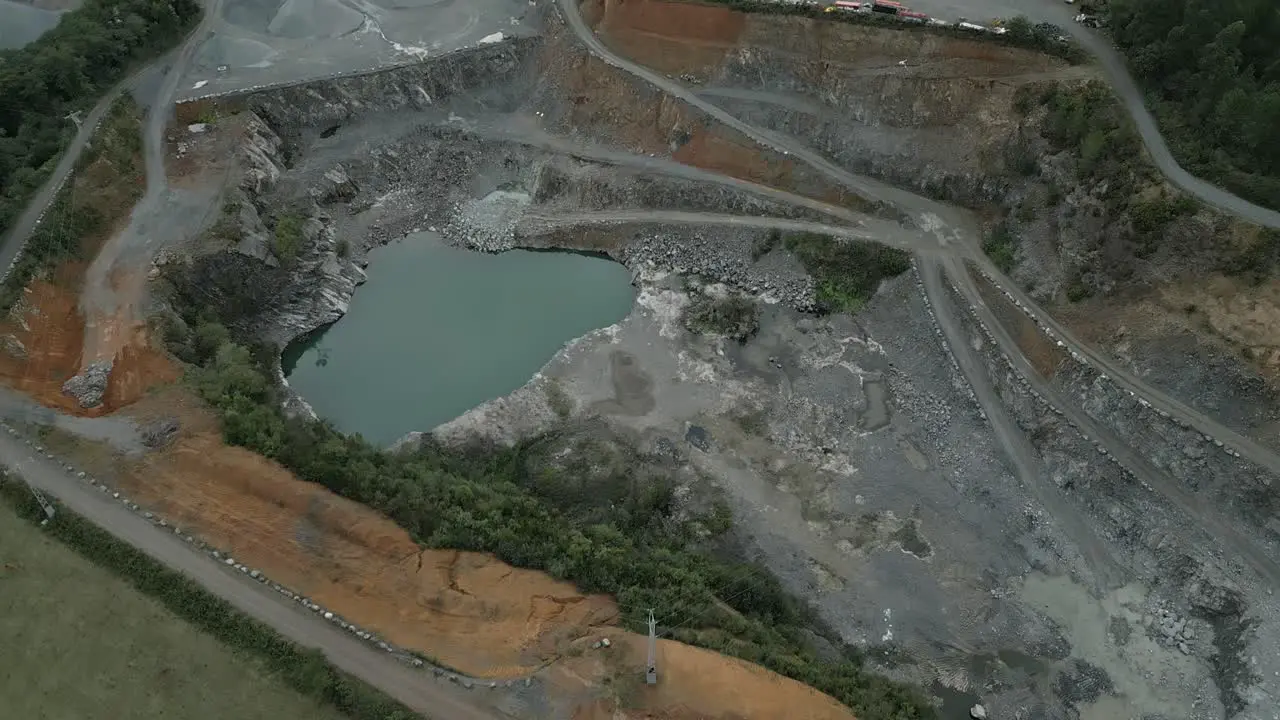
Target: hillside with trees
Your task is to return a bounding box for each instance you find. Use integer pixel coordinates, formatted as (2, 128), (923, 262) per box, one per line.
(0, 0), (202, 238)
(1106, 0), (1280, 209)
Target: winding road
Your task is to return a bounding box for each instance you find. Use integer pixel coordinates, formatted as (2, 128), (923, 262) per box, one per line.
(1049, 11), (1280, 231)
(5, 0), (1280, 715)
(0, 70), (143, 281)
(916, 255), (1127, 589)
(553, 0), (1280, 586)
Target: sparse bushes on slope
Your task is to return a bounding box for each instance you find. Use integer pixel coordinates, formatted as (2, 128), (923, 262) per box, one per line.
(273, 214), (306, 261)
(994, 81), (1206, 291)
(0, 478), (417, 720)
(983, 220), (1015, 274)
(164, 315), (935, 720)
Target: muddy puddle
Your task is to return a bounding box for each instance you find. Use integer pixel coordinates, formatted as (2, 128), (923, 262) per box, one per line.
(282, 231), (635, 444)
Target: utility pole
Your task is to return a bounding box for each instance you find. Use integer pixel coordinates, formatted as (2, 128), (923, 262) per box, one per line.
(13, 462), (55, 526)
(646, 609), (657, 685)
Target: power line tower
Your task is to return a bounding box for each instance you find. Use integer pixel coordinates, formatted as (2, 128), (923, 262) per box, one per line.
(11, 463), (55, 526)
(27, 483), (55, 526)
(645, 609), (658, 685)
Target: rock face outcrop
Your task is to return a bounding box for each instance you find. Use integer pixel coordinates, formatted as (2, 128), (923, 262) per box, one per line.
(62, 360), (112, 409)
(163, 41), (551, 353)
(242, 38), (540, 142)
(164, 112), (367, 349)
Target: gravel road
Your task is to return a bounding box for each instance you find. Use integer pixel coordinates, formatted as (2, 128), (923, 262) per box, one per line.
(917, 254), (1127, 591)
(2, 429), (508, 720)
(556, 0), (1280, 587)
(523, 209), (942, 251)
(0, 70), (142, 281)
(942, 254), (1280, 586)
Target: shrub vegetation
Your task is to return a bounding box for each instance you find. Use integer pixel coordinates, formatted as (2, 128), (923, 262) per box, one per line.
(683, 294), (760, 341)
(783, 232), (911, 314)
(159, 307), (936, 719)
(0, 0), (202, 238)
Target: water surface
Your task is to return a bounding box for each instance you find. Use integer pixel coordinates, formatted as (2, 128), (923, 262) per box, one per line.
(284, 232), (634, 445)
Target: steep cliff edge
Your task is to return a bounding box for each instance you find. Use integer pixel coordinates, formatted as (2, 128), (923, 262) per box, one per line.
(160, 112), (366, 349)
(135, 8), (1280, 719)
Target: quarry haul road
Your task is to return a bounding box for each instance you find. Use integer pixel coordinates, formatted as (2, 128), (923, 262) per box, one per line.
(555, 0), (979, 246)
(0, 68), (146, 280)
(140, 0), (224, 200)
(478, 123), (880, 226)
(941, 255), (1280, 586)
(967, 249), (1280, 479)
(917, 255), (1126, 590)
(4, 433), (507, 720)
(556, 0), (1280, 479)
(693, 65), (1096, 114)
(523, 210), (943, 251)
(556, 0), (1280, 585)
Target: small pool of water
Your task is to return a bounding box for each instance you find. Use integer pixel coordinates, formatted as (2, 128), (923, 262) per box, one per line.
(283, 232), (635, 445)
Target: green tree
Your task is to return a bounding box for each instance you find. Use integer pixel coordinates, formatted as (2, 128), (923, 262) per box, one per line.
(1107, 0), (1280, 208)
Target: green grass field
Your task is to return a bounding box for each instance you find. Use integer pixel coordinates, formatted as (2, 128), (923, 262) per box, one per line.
(0, 501), (346, 720)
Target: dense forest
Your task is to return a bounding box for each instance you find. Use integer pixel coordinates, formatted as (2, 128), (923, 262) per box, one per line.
(0, 0), (202, 238)
(1106, 0), (1280, 208)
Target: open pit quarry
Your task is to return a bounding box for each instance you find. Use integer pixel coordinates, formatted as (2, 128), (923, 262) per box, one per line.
(3, 1), (1280, 719)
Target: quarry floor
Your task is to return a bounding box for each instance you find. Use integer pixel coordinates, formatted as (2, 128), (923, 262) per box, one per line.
(4, 1), (1280, 720)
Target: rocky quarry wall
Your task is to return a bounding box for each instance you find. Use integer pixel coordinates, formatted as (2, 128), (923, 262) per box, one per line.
(160, 31), (832, 354)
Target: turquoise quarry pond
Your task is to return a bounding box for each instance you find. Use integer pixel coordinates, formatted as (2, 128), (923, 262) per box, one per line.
(282, 232), (635, 445)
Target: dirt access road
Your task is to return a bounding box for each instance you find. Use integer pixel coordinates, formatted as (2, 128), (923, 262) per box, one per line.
(558, 0), (1280, 588)
(0, 0), (224, 282)
(3, 430), (509, 720)
(564, 0), (1280, 468)
(936, 252), (1280, 586)
(915, 254), (1128, 591)
(0, 69), (142, 278)
(525, 209), (944, 252)
(78, 0), (228, 352)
